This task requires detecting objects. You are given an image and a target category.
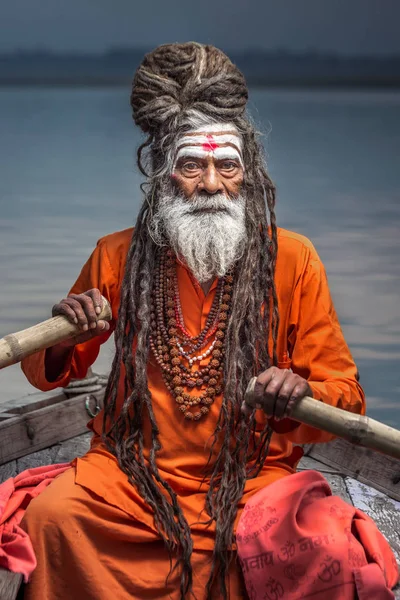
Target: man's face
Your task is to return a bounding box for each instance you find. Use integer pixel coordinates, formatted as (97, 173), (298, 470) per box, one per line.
(149, 124), (247, 282)
(171, 128), (244, 199)
(173, 154), (244, 199)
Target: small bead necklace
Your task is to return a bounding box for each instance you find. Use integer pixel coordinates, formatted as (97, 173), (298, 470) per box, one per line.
(149, 248), (233, 420)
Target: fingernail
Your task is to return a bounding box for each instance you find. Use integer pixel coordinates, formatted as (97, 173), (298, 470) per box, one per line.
(90, 322), (96, 329)
(83, 324), (88, 331)
(95, 306), (101, 314)
(74, 318), (78, 324)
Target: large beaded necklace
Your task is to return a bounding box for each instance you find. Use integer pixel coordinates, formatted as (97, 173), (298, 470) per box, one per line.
(149, 248), (233, 421)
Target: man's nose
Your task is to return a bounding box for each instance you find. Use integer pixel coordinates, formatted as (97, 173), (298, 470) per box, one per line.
(198, 165), (224, 195)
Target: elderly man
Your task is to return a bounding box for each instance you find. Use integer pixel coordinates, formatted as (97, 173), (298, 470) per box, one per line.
(21, 43), (364, 599)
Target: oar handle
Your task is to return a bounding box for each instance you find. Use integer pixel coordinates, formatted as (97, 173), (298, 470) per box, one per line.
(0, 296), (112, 370)
(245, 376), (400, 460)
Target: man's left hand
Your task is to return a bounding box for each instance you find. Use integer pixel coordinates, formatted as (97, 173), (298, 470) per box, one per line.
(243, 367), (313, 420)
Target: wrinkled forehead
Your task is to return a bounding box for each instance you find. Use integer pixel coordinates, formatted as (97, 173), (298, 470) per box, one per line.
(174, 123), (244, 168)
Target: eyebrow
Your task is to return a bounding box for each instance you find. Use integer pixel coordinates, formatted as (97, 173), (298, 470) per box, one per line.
(175, 152), (241, 164)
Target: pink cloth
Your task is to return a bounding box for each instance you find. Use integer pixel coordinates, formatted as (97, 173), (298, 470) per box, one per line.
(0, 463), (70, 582)
(237, 470), (399, 599)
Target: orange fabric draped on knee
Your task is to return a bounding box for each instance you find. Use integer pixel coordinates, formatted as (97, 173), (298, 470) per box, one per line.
(21, 456), (248, 599)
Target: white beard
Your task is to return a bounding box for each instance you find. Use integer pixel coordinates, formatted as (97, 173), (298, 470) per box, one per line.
(149, 191), (247, 283)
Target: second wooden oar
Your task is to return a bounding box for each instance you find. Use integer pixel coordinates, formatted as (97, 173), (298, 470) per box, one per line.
(0, 297), (112, 370)
(245, 376), (400, 461)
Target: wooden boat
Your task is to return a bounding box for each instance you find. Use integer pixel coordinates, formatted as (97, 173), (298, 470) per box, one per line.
(1, 374), (400, 599)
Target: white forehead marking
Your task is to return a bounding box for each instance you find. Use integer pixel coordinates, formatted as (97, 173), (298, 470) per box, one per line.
(177, 147), (241, 160)
(192, 123), (237, 133)
(173, 123), (244, 169)
(180, 133), (242, 150)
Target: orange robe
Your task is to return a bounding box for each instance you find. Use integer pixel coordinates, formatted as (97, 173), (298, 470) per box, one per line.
(20, 227), (365, 599)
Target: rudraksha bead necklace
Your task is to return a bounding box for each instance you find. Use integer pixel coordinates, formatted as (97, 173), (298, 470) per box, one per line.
(149, 248), (233, 421)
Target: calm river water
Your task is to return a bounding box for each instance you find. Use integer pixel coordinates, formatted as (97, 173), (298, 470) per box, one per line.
(0, 87), (399, 426)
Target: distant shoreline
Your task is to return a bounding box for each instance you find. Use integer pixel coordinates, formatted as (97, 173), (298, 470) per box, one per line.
(1, 76), (400, 88)
(2, 49), (399, 89)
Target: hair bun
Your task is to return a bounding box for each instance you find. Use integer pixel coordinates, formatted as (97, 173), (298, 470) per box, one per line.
(131, 42), (248, 134)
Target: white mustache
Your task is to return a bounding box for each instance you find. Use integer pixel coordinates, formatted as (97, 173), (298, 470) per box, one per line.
(180, 193), (237, 214)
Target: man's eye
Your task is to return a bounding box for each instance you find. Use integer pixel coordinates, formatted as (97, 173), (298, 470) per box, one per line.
(220, 161), (238, 170)
(182, 162), (200, 171)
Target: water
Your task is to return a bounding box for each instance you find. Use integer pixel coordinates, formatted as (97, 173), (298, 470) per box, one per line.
(0, 87), (399, 427)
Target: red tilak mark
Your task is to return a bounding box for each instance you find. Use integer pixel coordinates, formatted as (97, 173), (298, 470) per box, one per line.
(202, 134), (219, 152)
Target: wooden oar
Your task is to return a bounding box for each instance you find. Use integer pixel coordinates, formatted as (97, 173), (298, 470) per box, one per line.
(245, 376), (400, 461)
(0, 297), (112, 370)
(1, 311), (399, 461)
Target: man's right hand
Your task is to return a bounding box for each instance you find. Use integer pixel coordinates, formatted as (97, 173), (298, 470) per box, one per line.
(52, 288), (111, 348)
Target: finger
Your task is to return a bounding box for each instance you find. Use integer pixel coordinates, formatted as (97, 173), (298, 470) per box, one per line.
(284, 396), (297, 417)
(263, 369), (290, 417)
(53, 298), (89, 325)
(273, 376), (300, 420)
(62, 297), (91, 331)
(69, 320), (111, 347)
(69, 294), (98, 329)
(274, 396), (291, 420)
(85, 320), (110, 340)
(284, 382), (309, 417)
(85, 288), (103, 315)
(52, 302), (79, 325)
(92, 320), (109, 335)
(247, 368), (278, 409)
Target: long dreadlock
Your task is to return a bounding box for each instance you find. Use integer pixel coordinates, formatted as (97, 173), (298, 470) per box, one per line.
(101, 42), (279, 599)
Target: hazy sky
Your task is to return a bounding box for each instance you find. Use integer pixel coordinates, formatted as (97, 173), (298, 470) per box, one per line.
(2, 0), (400, 56)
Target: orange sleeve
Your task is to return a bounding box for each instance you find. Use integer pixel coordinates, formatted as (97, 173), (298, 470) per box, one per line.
(21, 237), (119, 391)
(274, 241), (365, 444)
